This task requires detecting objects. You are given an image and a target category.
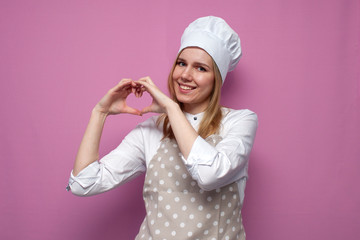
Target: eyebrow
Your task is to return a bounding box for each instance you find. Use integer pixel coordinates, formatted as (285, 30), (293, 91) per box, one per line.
(177, 58), (211, 69)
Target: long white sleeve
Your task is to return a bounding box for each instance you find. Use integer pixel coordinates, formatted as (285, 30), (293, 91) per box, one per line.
(68, 117), (157, 196)
(183, 109), (258, 191)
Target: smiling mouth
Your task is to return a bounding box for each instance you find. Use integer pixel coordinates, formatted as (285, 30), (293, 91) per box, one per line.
(179, 83), (196, 90)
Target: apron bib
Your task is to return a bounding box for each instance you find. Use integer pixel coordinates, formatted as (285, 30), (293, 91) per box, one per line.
(135, 136), (245, 240)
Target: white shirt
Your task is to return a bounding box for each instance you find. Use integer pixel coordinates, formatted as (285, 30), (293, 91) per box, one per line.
(68, 108), (258, 205)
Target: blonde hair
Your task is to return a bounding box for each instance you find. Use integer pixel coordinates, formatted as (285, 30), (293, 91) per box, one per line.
(157, 53), (223, 139)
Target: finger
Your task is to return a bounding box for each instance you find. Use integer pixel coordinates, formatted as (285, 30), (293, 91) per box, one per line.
(123, 105), (141, 116)
(133, 84), (143, 98)
(138, 76), (153, 83)
(111, 79), (133, 93)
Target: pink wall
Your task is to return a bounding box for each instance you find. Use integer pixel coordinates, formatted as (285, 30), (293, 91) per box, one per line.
(1, 0), (359, 239)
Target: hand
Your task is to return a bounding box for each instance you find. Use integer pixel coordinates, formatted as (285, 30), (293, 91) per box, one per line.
(94, 79), (142, 116)
(135, 76), (176, 115)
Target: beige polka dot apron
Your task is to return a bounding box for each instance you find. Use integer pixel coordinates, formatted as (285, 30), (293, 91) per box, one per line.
(135, 136), (245, 240)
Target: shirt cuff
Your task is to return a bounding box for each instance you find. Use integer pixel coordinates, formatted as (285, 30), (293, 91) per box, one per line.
(181, 136), (218, 178)
(67, 161), (101, 191)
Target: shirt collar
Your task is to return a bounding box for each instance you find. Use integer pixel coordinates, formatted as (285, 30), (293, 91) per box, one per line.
(184, 111), (205, 125)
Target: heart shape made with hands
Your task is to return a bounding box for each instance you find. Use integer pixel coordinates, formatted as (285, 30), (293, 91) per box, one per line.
(103, 77), (164, 116)
(127, 84), (154, 115)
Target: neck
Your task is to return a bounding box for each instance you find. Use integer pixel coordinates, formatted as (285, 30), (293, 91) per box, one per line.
(183, 103), (208, 115)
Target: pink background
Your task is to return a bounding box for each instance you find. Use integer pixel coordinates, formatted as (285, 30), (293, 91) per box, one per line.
(1, 0), (359, 239)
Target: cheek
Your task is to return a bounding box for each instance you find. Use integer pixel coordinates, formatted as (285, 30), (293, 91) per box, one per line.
(172, 66), (181, 79)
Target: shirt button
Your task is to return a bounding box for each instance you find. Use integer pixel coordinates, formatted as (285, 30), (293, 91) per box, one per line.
(194, 117), (197, 120)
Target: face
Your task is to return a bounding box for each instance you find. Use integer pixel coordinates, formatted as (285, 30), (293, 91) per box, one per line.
(172, 47), (215, 114)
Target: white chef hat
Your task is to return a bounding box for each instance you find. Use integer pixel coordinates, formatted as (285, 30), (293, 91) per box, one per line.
(179, 16), (242, 83)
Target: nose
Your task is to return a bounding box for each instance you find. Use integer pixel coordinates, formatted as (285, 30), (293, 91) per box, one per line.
(180, 66), (192, 82)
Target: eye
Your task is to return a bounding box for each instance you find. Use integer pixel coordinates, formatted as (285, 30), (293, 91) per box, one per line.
(197, 66), (207, 72)
(177, 61), (186, 67)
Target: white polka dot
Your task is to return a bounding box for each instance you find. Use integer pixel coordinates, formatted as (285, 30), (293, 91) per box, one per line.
(228, 202), (232, 208)
(164, 221), (170, 227)
(180, 222), (185, 228)
(174, 197), (180, 202)
(214, 204), (219, 209)
(216, 188), (221, 193)
(160, 163), (165, 168)
(171, 231), (176, 236)
(207, 196), (212, 202)
(229, 186), (233, 191)
(167, 188), (172, 193)
(219, 228), (224, 233)
(187, 232), (193, 237)
(226, 219), (230, 224)
(166, 205), (171, 210)
(199, 189), (204, 194)
(173, 213), (178, 219)
(213, 221), (218, 226)
(168, 172), (173, 177)
(191, 181), (196, 186)
(164, 149), (168, 153)
(155, 229), (160, 235)
(154, 171), (158, 176)
(147, 211), (151, 216)
(149, 237), (152, 240)
(182, 205), (187, 211)
(173, 144), (178, 148)
(183, 189), (188, 194)
(158, 156), (162, 160)
(142, 225), (146, 230)
(175, 165), (180, 170)
(149, 164), (154, 169)
(159, 180), (164, 185)
(161, 144), (165, 148)
(153, 187), (157, 192)
(204, 230), (209, 235)
(197, 223), (202, 228)
(141, 233), (145, 238)
(237, 217), (240, 222)
(158, 196), (163, 201)
(151, 220), (155, 225)
(189, 214), (194, 219)
(211, 238), (216, 240)
(169, 156), (174, 161)
(157, 212), (162, 217)
(222, 194), (226, 200)
(182, 173), (187, 179)
(148, 180), (152, 184)
(206, 213), (211, 219)
(232, 226), (236, 232)
(198, 205), (203, 211)
(233, 210), (236, 215)
(221, 211), (225, 216)
(190, 197), (196, 202)
(225, 236), (229, 240)
(233, 194), (237, 199)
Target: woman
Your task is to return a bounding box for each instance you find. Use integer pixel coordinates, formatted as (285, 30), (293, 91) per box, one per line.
(68, 16), (258, 240)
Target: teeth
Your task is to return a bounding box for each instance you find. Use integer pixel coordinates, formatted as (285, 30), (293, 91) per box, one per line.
(180, 85), (192, 90)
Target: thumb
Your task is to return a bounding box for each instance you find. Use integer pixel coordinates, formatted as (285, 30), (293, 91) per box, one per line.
(140, 105), (153, 115)
(123, 105), (142, 116)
